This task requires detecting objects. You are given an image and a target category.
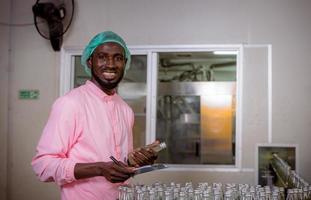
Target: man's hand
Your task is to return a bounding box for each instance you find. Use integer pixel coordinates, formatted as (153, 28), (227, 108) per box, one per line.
(74, 161), (135, 183)
(128, 141), (159, 167)
(100, 161), (135, 183)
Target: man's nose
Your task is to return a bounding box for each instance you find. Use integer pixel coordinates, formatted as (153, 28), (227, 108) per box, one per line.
(105, 57), (115, 68)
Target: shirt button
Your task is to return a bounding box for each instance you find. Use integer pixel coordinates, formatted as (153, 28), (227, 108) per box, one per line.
(116, 147), (121, 159)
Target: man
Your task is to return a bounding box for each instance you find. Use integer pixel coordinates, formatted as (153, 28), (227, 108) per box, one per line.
(31, 31), (158, 200)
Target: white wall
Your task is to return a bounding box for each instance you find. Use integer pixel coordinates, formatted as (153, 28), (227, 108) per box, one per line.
(5, 0), (311, 199)
(0, 0), (10, 199)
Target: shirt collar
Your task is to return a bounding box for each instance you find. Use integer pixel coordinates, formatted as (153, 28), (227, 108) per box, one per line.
(85, 80), (117, 101)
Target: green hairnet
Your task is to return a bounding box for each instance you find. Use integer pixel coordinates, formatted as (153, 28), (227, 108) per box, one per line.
(81, 31), (131, 76)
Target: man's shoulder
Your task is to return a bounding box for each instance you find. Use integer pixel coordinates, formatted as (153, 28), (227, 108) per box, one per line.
(115, 95), (134, 114)
(64, 85), (86, 98)
(54, 85), (87, 107)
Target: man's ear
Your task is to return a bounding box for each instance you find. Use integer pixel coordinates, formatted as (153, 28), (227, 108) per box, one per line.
(87, 57), (92, 69)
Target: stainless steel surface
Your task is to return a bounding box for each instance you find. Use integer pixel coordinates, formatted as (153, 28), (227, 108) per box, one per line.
(179, 113), (200, 124)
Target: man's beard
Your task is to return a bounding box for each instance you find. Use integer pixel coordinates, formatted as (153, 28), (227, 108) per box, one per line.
(91, 66), (124, 90)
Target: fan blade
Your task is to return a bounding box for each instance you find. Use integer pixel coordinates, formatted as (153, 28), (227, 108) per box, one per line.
(48, 19), (63, 38)
(48, 21), (63, 51)
(50, 36), (62, 51)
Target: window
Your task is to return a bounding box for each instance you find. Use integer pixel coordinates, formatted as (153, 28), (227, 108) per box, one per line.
(118, 55), (148, 148)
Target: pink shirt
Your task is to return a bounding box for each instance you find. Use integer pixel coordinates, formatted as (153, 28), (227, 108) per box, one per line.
(31, 80), (134, 200)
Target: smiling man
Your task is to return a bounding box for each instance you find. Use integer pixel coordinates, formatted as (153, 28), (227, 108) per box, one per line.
(31, 31), (158, 200)
(89, 42), (126, 95)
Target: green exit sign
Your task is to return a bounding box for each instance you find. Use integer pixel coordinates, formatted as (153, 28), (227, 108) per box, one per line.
(19, 90), (40, 100)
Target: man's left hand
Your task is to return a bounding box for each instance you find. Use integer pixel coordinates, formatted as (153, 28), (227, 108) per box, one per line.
(128, 146), (158, 167)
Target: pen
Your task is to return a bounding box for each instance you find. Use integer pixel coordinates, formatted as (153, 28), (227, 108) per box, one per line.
(110, 156), (136, 177)
(109, 156), (122, 166)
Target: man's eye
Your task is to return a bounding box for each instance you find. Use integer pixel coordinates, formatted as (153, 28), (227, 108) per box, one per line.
(98, 55), (107, 60)
(115, 56), (124, 61)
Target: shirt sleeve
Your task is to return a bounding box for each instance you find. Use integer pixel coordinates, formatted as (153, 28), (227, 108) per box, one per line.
(31, 96), (82, 186)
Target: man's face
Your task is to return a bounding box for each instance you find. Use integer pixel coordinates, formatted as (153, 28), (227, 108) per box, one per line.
(88, 42), (126, 92)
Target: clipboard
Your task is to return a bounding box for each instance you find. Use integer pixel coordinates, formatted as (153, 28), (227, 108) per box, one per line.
(134, 163), (168, 176)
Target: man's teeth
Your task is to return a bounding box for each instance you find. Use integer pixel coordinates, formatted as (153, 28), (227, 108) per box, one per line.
(103, 72), (116, 78)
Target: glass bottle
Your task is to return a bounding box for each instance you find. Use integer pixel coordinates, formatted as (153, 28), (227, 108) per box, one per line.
(224, 193), (232, 200)
(164, 190), (172, 200)
(259, 192), (266, 200)
(174, 188), (180, 200)
(142, 188), (149, 200)
(188, 189), (194, 200)
(146, 142), (167, 152)
(194, 189), (202, 200)
(179, 191), (187, 200)
(298, 189), (304, 200)
(214, 190), (223, 200)
(203, 191), (212, 200)
(123, 187), (130, 200)
(293, 189), (299, 200)
(266, 190), (272, 200)
(118, 186), (125, 200)
(149, 189), (156, 200)
(157, 187), (165, 200)
(308, 186), (311, 200)
(248, 187), (255, 200)
(136, 190), (144, 200)
(279, 188), (285, 200)
(286, 189), (294, 200)
(271, 192), (279, 200)
(124, 188), (133, 200)
(303, 187), (309, 200)
(245, 193), (253, 200)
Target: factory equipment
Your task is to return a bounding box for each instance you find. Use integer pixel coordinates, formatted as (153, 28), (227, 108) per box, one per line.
(270, 153), (309, 189)
(156, 52), (237, 165)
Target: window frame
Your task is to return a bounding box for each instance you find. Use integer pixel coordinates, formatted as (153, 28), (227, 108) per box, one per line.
(60, 44), (243, 171)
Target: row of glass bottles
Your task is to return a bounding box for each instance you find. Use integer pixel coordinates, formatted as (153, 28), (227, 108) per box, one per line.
(289, 170), (309, 189)
(285, 188), (311, 200)
(118, 182), (311, 200)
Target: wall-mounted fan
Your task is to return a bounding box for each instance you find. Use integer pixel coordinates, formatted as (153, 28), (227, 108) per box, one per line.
(32, 0), (74, 51)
